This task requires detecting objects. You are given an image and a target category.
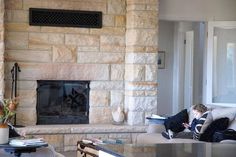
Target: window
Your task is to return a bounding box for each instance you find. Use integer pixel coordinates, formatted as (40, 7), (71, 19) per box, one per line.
(206, 21), (236, 107)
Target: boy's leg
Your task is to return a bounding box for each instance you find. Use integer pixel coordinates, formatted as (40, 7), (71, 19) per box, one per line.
(161, 129), (174, 139)
(173, 132), (193, 139)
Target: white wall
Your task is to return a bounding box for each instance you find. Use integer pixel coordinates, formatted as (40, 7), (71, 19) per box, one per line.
(159, 0), (236, 21)
(157, 21), (174, 115)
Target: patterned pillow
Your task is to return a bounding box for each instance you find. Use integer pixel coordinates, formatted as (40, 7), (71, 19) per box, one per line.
(200, 111), (213, 134)
(193, 111), (209, 140)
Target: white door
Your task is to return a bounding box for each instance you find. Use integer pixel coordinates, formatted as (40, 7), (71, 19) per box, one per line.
(184, 31), (194, 109)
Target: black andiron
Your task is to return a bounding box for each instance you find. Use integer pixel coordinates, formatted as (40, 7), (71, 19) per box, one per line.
(10, 63), (22, 126)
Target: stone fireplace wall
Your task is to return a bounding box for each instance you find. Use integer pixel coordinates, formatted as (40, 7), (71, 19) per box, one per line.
(125, 0), (158, 125)
(1, 0), (159, 126)
(0, 0), (4, 100)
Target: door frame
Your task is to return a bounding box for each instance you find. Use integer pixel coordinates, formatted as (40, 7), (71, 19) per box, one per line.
(184, 31), (194, 110)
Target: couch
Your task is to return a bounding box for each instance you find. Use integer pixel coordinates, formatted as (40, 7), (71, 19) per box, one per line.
(137, 107), (236, 144)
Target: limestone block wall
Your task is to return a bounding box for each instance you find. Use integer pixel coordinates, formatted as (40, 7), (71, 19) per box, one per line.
(0, 0), (4, 99)
(125, 0), (159, 125)
(2, 0), (159, 126)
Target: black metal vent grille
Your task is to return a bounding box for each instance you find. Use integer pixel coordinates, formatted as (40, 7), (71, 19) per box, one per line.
(29, 8), (102, 28)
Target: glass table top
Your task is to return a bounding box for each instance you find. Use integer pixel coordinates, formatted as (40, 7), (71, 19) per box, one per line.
(96, 143), (236, 157)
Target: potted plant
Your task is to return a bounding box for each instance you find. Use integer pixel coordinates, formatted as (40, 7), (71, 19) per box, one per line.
(0, 98), (18, 144)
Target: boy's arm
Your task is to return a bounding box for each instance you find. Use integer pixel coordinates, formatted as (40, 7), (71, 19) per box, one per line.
(189, 118), (198, 131)
(182, 123), (191, 129)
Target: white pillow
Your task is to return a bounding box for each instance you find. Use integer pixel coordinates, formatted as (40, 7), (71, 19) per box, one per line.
(211, 108), (236, 121)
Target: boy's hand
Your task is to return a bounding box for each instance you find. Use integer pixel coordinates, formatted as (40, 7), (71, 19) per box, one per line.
(182, 123), (190, 128)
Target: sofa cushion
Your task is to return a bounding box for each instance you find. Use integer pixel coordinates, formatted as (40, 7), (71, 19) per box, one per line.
(211, 107), (236, 121)
(199, 117), (229, 142)
(164, 109), (189, 133)
(136, 133), (203, 144)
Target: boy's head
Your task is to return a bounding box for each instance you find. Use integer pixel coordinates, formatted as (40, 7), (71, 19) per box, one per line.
(192, 104), (207, 119)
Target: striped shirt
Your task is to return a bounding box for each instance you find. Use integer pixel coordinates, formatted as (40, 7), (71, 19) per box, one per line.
(193, 111), (209, 140)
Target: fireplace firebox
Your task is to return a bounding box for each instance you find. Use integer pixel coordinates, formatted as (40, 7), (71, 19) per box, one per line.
(36, 80), (90, 124)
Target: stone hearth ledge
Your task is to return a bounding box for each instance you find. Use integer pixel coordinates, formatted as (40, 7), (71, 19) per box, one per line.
(16, 124), (147, 135)
(15, 124), (147, 151)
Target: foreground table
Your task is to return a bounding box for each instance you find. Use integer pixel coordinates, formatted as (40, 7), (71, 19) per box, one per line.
(77, 141), (236, 157)
(0, 143), (48, 157)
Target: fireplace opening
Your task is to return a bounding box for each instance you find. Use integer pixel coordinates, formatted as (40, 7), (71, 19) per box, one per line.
(36, 80), (90, 124)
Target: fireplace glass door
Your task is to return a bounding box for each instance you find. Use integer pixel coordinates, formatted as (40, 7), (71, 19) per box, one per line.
(36, 80), (90, 124)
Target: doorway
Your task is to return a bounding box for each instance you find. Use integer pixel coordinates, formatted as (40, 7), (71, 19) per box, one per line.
(157, 20), (206, 115)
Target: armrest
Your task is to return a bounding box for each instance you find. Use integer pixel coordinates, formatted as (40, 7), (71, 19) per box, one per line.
(146, 124), (165, 133)
(220, 140), (236, 143)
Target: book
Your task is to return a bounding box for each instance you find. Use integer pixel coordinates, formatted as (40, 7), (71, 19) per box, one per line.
(146, 114), (167, 124)
(147, 114), (166, 120)
(9, 138), (47, 146)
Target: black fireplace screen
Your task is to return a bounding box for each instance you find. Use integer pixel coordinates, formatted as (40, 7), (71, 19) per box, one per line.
(36, 80), (90, 124)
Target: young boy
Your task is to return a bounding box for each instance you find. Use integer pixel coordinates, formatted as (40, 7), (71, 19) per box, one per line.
(162, 104), (208, 139)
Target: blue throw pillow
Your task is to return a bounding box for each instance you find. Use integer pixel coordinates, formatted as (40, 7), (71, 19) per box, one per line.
(164, 109), (189, 133)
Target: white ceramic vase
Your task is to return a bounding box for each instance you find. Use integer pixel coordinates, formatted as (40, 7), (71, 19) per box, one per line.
(112, 106), (125, 124)
(0, 124), (9, 144)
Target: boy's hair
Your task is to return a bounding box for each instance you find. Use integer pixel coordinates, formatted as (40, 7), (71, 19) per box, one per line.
(192, 104), (207, 113)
